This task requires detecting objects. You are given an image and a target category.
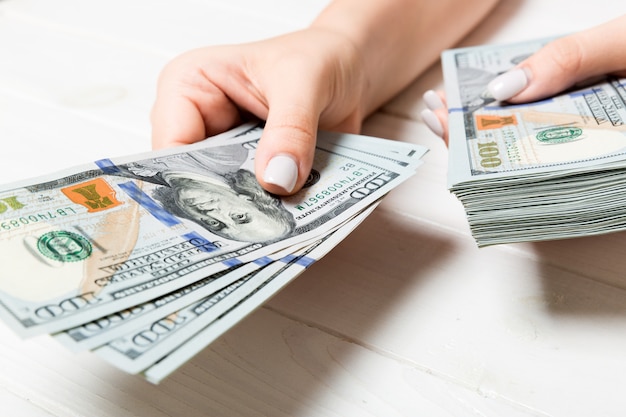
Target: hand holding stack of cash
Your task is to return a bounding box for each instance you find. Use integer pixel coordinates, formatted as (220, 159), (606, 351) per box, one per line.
(443, 38), (626, 247)
(0, 123), (427, 383)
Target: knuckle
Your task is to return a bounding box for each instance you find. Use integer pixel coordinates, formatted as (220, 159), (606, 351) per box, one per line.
(545, 37), (585, 76)
(270, 120), (316, 147)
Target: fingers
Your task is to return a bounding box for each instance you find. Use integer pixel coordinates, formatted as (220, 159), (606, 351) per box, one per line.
(423, 16), (626, 144)
(251, 31), (360, 195)
(256, 110), (318, 195)
(150, 50), (241, 149)
(151, 95), (215, 149)
(150, 32), (363, 196)
(488, 15), (626, 103)
(255, 79), (321, 195)
(421, 90), (449, 145)
(255, 103), (364, 195)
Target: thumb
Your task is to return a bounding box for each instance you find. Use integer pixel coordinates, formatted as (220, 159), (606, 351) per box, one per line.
(488, 15), (626, 103)
(255, 101), (319, 196)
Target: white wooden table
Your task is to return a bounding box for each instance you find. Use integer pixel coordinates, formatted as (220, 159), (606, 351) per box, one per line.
(1, 1), (626, 416)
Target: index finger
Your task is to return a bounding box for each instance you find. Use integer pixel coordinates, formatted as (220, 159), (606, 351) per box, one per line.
(511, 14), (626, 103)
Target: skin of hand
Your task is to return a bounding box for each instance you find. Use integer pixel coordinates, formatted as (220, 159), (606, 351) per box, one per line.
(151, 0), (500, 195)
(151, 29), (366, 195)
(422, 14), (626, 145)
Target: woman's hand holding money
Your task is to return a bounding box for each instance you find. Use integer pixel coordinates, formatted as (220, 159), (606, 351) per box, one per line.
(150, 0), (499, 195)
(422, 14), (626, 144)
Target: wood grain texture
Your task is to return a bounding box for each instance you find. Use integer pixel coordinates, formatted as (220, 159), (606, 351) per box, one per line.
(1, 0), (626, 416)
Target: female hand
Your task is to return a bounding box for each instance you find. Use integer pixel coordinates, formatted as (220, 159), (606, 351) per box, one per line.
(150, 28), (366, 196)
(151, 0), (500, 194)
(422, 14), (626, 145)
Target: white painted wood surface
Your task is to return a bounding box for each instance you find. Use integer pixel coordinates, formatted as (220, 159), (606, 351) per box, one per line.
(1, 1), (625, 415)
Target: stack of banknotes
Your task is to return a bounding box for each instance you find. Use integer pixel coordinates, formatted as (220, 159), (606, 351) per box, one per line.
(0, 123), (427, 383)
(444, 38), (626, 247)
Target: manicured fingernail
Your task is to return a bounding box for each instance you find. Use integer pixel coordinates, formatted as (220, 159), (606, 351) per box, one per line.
(487, 68), (530, 101)
(421, 109), (444, 138)
(263, 154), (298, 193)
(423, 90), (444, 110)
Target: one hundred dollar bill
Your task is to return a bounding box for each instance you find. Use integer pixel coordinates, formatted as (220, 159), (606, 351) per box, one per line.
(94, 204), (375, 375)
(52, 131), (427, 352)
(443, 37), (626, 246)
(95, 243), (317, 374)
(140, 204), (376, 384)
(53, 261), (259, 352)
(52, 203), (368, 351)
(0, 123), (425, 337)
(443, 38), (626, 188)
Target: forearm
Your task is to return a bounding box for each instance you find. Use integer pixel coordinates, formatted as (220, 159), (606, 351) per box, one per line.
(311, 0), (500, 116)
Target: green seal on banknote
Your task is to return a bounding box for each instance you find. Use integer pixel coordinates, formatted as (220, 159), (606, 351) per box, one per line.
(536, 126), (583, 144)
(37, 231), (92, 262)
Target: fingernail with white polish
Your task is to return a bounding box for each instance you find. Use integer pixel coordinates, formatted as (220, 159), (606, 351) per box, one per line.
(487, 68), (530, 101)
(421, 109), (444, 138)
(263, 154), (298, 193)
(423, 90), (444, 110)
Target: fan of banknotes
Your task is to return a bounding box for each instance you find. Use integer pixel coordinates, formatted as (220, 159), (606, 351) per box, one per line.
(0, 123), (427, 383)
(443, 38), (626, 247)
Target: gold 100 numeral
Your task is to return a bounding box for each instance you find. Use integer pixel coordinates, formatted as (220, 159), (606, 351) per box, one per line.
(476, 141), (501, 168)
